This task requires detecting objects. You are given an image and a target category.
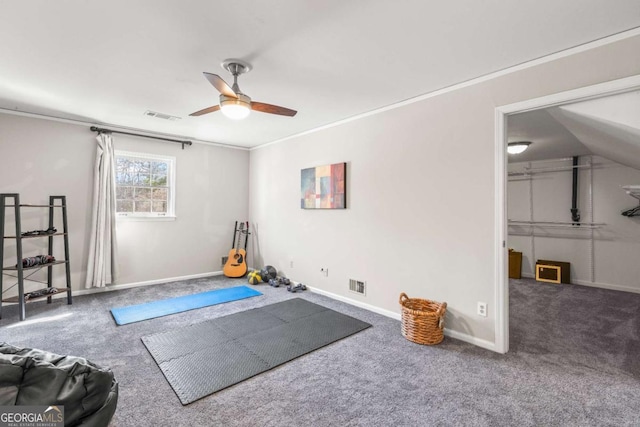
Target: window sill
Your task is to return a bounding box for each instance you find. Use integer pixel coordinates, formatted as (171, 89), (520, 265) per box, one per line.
(116, 216), (176, 222)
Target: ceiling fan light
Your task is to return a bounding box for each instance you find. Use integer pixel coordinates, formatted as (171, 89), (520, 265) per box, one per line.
(508, 141), (532, 154)
(220, 94), (251, 120)
(221, 103), (250, 120)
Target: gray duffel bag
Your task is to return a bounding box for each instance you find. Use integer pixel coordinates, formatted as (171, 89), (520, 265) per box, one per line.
(0, 343), (118, 426)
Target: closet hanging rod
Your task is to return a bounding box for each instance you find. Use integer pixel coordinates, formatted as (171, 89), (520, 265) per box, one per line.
(90, 126), (192, 150)
(623, 185), (640, 201)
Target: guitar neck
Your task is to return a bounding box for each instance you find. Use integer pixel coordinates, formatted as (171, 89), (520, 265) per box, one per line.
(235, 224), (245, 254)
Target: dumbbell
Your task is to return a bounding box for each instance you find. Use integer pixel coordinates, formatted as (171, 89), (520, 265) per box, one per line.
(280, 277), (291, 286)
(286, 283), (307, 293)
(268, 278), (280, 287)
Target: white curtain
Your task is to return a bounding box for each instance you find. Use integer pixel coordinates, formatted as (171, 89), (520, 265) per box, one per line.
(85, 132), (119, 288)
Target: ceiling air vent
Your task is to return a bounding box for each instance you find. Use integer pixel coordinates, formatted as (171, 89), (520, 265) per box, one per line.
(349, 279), (366, 296)
(144, 110), (181, 121)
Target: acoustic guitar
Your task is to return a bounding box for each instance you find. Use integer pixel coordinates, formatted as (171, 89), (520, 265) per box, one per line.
(223, 222), (248, 277)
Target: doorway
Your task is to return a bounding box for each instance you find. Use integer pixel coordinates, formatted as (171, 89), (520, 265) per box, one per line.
(494, 74), (640, 353)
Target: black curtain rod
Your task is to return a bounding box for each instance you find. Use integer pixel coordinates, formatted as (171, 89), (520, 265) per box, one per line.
(90, 126), (192, 150)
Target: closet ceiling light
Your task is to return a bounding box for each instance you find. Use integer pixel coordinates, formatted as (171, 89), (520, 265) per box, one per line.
(508, 141), (532, 154)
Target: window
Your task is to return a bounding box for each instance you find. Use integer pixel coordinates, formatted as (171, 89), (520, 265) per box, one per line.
(114, 151), (175, 218)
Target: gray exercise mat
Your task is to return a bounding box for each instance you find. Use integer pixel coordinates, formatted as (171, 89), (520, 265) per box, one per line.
(141, 298), (372, 404)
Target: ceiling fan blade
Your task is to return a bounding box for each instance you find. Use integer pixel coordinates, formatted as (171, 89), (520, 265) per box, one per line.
(189, 105), (221, 116)
(251, 101), (297, 117)
(203, 72), (237, 98)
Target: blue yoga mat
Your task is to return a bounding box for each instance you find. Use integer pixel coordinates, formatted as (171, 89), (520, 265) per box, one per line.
(111, 285), (262, 325)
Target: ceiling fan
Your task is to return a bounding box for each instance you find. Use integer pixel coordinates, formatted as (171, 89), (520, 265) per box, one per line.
(189, 59), (297, 120)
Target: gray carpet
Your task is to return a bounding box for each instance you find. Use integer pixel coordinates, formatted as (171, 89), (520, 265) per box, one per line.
(142, 298), (371, 404)
(1, 275), (640, 426)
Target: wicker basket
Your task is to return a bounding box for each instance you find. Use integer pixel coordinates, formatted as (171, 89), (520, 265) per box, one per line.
(399, 293), (447, 345)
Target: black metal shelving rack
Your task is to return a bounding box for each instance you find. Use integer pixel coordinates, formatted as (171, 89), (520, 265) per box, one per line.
(0, 194), (72, 320)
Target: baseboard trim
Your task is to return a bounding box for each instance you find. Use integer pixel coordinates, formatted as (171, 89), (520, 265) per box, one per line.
(307, 286), (402, 320)
(307, 286), (498, 352)
(443, 329), (497, 352)
(572, 279), (640, 294)
(14, 271), (224, 303)
(2, 271), (223, 306)
(520, 273), (640, 294)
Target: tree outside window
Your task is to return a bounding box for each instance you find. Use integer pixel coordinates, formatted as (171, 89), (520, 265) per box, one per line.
(115, 151), (175, 218)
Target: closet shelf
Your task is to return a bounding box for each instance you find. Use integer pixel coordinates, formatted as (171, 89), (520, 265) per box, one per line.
(508, 220), (604, 229)
(623, 185), (640, 201)
(508, 162), (597, 177)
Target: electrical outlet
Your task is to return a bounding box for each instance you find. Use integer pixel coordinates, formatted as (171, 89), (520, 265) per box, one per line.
(320, 268), (328, 277)
(290, 260), (294, 268)
(477, 302), (487, 317)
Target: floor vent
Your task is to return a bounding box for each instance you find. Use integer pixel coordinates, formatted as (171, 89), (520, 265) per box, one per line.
(144, 110), (181, 121)
(221, 256), (228, 266)
(349, 279), (366, 295)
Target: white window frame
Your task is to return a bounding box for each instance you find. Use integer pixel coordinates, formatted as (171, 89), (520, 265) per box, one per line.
(114, 150), (176, 220)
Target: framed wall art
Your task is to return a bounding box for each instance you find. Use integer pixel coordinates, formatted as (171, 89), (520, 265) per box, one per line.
(300, 162), (346, 209)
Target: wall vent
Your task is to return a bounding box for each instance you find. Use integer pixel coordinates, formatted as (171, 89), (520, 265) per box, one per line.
(144, 110), (181, 121)
(349, 279), (366, 295)
(221, 256), (228, 266)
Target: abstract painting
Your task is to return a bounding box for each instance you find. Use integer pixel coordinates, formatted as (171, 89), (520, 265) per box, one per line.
(301, 162), (346, 209)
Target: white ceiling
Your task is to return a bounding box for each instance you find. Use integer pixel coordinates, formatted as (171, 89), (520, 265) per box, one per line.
(1, 1), (639, 148)
(507, 109), (592, 162)
(507, 90), (640, 167)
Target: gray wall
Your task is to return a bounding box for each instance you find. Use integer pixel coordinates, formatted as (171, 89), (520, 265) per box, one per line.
(248, 35), (640, 346)
(0, 114), (249, 296)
